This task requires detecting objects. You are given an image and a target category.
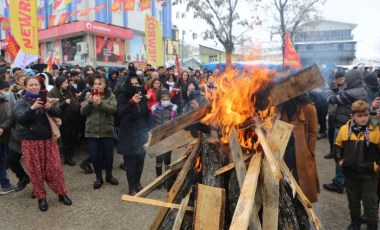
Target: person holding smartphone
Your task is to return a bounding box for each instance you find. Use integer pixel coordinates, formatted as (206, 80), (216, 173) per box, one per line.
(117, 73), (149, 195)
(182, 80), (207, 114)
(14, 76), (72, 212)
(80, 74), (119, 189)
(48, 76), (81, 166)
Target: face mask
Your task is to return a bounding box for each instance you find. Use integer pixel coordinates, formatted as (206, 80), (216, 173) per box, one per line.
(2, 91), (10, 96)
(136, 71), (143, 76)
(161, 101), (171, 107)
(166, 81), (174, 86)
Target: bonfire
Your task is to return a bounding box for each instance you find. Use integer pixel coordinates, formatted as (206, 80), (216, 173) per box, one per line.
(122, 64), (325, 230)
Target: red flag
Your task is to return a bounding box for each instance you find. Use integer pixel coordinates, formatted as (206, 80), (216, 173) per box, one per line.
(46, 54), (53, 73)
(1, 18), (10, 31)
(49, 15), (56, 27)
(94, 4), (106, 13)
(38, 16), (45, 30)
(79, 8), (92, 16)
(110, 2), (121, 12)
(140, 0), (151, 10)
(283, 32), (302, 69)
(5, 33), (20, 60)
(70, 10), (80, 17)
(0, 16), (3, 23)
(124, 0), (135, 11)
(114, 0), (124, 3)
(58, 13), (68, 25)
(175, 54), (181, 78)
(53, 0), (63, 9)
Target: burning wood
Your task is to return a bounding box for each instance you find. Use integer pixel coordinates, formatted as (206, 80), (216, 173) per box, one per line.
(122, 65), (325, 229)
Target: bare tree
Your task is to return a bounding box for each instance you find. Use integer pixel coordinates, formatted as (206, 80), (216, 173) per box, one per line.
(173, 0), (258, 67)
(268, 0), (326, 59)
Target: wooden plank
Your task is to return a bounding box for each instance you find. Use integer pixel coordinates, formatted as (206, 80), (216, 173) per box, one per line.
(254, 125), (283, 180)
(172, 189), (192, 230)
(121, 195), (194, 212)
(280, 161), (322, 229)
(228, 127), (247, 188)
(271, 64), (325, 106)
(260, 120), (294, 230)
(150, 136), (202, 230)
(146, 130), (196, 158)
(136, 155), (188, 198)
(194, 184), (226, 230)
(230, 151), (263, 230)
(214, 154), (252, 176)
(146, 104), (211, 147)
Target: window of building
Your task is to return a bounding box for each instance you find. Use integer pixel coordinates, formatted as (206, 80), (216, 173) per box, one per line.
(209, 55), (217, 62)
(338, 44), (344, 51)
(307, 45), (313, 51)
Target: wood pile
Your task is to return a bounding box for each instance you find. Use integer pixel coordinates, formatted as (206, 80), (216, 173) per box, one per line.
(122, 65), (325, 229)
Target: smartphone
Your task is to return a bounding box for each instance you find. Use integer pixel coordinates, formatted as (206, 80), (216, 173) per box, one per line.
(39, 90), (48, 105)
(134, 85), (144, 96)
(189, 90), (200, 101)
(91, 88), (99, 97)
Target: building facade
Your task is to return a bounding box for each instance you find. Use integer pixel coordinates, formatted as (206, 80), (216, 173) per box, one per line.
(0, 0), (176, 68)
(293, 20), (357, 66)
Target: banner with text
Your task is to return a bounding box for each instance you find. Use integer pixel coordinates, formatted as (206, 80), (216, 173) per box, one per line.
(145, 14), (163, 67)
(10, 0), (39, 55)
(5, 33), (20, 60)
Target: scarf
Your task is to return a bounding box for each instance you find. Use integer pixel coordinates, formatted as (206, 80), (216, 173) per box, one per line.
(348, 120), (370, 147)
(24, 92), (40, 100)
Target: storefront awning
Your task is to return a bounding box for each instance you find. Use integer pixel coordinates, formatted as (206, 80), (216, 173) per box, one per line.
(39, 21), (134, 41)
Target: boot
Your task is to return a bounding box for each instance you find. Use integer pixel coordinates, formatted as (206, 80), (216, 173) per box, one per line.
(347, 219), (361, 230)
(155, 166), (162, 189)
(94, 172), (104, 189)
(15, 175), (30, 192)
(105, 172), (119, 185)
(367, 224), (378, 230)
(63, 147), (75, 166)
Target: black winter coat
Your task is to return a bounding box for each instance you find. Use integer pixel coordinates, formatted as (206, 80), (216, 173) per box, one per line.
(15, 97), (62, 140)
(117, 78), (150, 156)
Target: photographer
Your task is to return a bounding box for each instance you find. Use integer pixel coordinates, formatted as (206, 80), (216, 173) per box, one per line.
(182, 80), (207, 114)
(117, 73), (149, 196)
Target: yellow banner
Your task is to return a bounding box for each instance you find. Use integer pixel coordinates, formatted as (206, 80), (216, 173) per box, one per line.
(145, 15), (164, 67)
(10, 0), (39, 55)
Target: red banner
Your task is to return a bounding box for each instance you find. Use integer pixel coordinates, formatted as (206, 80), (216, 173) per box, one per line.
(94, 5), (106, 12)
(1, 18), (10, 31)
(124, 0), (135, 11)
(80, 8), (92, 16)
(49, 15), (56, 27)
(53, 0), (63, 9)
(58, 13), (68, 25)
(140, 0), (151, 10)
(110, 2), (121, 12)
(38, 16), (45, 30)
(283, 32), (302, 69)
(5, 33), (20, 60)
(95, 36), (124, 62)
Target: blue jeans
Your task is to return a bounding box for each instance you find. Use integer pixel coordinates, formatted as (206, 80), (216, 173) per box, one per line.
(0, 143), (11, 188)
(87, 138), (114, 175)
(333, 128), (344, 188)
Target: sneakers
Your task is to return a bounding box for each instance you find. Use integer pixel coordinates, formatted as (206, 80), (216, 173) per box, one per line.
(324, 151), (335, 159)
(323, 183), (344, 194)
(0, 184), (16, 195)
(317, 132), (327, 139)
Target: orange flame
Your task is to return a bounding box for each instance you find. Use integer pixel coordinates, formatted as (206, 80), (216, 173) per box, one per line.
(201, 68), (275, 148)
(194, 156), (202, 173)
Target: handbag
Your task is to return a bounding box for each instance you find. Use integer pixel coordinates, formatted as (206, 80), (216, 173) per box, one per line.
(45, 112), (62, 142)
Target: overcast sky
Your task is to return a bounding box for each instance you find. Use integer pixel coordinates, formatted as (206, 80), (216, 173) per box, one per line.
(172, 0), (380, 60)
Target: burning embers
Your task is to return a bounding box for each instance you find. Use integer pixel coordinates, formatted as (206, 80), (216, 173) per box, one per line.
(201, 68), (276, 149)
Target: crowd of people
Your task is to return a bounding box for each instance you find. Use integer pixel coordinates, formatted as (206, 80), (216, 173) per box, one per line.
(0, 62), (214, 212)
(0, 61), (380, 230)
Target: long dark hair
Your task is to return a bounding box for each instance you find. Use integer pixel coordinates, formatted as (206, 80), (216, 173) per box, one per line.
(93, 74), (112, 98)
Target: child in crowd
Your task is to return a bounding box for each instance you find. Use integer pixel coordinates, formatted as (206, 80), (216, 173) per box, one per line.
(151, 88), (177, 189)
(335, 100), (380, 230)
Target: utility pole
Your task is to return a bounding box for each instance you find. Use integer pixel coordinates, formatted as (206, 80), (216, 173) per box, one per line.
(181, 30), (185, 66)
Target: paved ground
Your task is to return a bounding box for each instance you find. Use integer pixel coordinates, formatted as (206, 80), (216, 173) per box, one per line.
(0, 137), (372, 229)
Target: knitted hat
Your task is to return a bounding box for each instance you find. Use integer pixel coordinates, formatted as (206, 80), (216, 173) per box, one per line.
(55, 76), (67, 88)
